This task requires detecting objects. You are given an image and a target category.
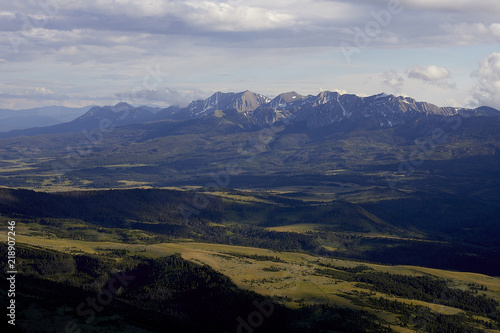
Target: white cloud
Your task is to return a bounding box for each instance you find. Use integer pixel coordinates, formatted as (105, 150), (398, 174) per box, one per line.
(469, 52), (500, 109)
(406, 65), (457, 90)
(0, 87), (59, 98)
(382, 70), (404, 93)
(32, 86), (54, 95)
(407, 65), (450, 81)
(446, 98), (461, 107)
(185, 2), (296, 31)
(332, 88), (347, 95)
(0, 11), (15, 18)
(60, 0), (300, 32)
(489, 23), (500, 37)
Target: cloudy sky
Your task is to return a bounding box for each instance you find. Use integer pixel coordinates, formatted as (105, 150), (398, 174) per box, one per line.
(0, 0), (499, 110)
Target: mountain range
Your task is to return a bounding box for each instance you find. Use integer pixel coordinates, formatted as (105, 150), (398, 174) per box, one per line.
(1, 89), (499, 196)
(2, 90), (499, 138)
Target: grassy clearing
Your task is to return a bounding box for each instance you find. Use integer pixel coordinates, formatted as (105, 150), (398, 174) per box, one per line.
(267, 224), (434, 245)
(117, 180), (153, 187)
(103, 164), (151, 168)
(203, 191), (272, 204)
(267, 223), (327, 233)
(0, 166), (37, 172)
(9, 226), (500, 333)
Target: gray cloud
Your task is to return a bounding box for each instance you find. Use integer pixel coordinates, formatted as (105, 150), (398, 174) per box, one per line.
(115, 88), (209, 107)
(0, 0), (498, 109)
(1, 0), (499, 58)
(382, 70), (405, 93)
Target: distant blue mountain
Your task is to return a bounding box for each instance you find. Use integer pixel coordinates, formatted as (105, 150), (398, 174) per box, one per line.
(0, 105), (93, 132)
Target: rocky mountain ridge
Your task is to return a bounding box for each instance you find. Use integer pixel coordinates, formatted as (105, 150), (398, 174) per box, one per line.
(1, 90), (499, 137)
(168, 90), (499, 129)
